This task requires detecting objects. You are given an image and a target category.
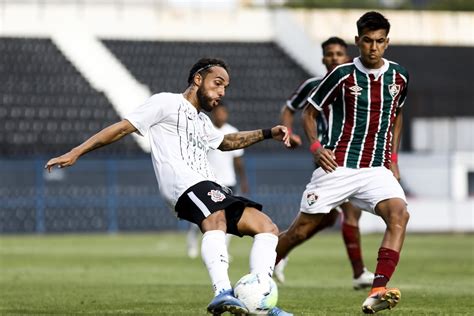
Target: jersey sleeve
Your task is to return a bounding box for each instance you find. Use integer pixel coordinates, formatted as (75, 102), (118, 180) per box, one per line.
(124, 93), (169, 136)
(232, 148), (244, 158)
(204, 116), (225, 150)
(308, 67), (345, 111)
(398, 72), (409, 108)
(286, 78), (321, 111)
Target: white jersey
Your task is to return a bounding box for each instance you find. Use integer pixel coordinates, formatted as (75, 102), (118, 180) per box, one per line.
(207, 123), (244, 188)
(125, 93), (224, 208)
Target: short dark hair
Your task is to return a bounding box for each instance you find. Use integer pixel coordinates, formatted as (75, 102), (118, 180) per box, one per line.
(321, 37), (347, 52)
(356, 11), (390, 36)
(187, 58), (229, 85)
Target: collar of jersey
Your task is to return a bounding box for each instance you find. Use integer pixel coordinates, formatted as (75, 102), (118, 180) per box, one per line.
(180, 94), (199, 116)
(353, 57), (389, 81)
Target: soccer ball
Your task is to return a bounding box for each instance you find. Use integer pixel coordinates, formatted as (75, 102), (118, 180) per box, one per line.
(234, 273), (278, 315)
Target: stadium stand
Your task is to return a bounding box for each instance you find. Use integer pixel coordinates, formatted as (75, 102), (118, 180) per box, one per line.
(0, 37), (143, 157)
(0, 37), (315, 233)
(0, 37), (153, 233)
(1, 34), (472, 233)
(103, 40), (311, 151)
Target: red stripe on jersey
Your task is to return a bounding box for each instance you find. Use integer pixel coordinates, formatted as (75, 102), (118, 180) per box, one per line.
(383, 72), (405, 168)
(334, 72), (356, 166)
(323, 106), (330, 119)
(359, 75), (382, 168)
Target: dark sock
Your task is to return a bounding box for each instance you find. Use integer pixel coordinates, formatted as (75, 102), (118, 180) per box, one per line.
(372, 247), (400, 288)
(342, 223), (364, 278)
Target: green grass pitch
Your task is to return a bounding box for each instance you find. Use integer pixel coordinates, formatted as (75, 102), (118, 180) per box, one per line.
(1, 232), (473, 315)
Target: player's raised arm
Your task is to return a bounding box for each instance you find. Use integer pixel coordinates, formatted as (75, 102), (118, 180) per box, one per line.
(44, 119), (137, 172)
(218, 125), (290, 151)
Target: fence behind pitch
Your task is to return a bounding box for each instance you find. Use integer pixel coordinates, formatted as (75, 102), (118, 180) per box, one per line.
(0, 154), (314, 233)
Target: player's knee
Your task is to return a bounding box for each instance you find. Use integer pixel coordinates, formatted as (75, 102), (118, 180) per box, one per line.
(402, 208), (410, 224)
(261, 221), (279, 235)
(388, 205), (409, 226)
(251, 212), (279, 235)
(202, 210), (227, 231)
(252, 222), (279, 236)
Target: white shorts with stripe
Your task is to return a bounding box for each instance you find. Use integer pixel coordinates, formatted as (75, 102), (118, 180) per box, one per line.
(300, 166), (406, 215)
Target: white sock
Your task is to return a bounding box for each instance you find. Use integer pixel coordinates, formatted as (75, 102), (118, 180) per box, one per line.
(225, 234), (232, 248)
(249, 233), (278, 277)
(201, 230), (232, 296)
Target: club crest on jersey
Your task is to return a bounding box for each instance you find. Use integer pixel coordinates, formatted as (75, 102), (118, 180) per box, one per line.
(349, 85), (363, 96)
(208, 190), (226, 203)
(306, 192), (318, 206)
(389, 84), (401, 98)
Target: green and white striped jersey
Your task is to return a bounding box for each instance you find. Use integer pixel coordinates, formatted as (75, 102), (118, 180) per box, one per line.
(286, 77), (322, 112)
(308, 57), (409, 169)
(285, 77), (329, 138)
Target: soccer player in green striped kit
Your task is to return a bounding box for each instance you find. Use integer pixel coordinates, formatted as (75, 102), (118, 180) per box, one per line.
(279, 11), (410, 314)
(275, 37), (375, 291)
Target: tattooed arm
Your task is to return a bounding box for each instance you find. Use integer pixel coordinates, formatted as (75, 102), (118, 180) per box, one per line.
(218, 125), (290, 151)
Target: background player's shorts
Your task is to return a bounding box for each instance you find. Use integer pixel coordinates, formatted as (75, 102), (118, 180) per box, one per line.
(300, 166), (406, 215)
(175, 181), (262, 237)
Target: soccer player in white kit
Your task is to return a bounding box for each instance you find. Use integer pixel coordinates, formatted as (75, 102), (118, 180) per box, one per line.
(187, 103), (249, 259)
(45, 58), (293, 316)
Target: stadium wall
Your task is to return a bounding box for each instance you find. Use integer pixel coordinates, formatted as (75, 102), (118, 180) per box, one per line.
(1, 155), (473, 234)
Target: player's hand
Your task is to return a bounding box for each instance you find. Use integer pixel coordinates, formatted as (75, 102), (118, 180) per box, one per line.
(314, 147), (338, 173)
(390, 162), (401, 181)
(271, 125), (291, 147)
(44, 150), (80, 172)
(288, 133), (302, 149)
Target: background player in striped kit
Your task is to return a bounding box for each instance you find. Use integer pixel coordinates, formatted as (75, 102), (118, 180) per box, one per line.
(275, 37), (374, 290)
(187, 103), (249, 259)
(45, 58), (293, 316)
(280, 12), (410, 314)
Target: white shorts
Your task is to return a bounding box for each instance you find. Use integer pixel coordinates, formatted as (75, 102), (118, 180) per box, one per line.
(300, 166), (406, 215)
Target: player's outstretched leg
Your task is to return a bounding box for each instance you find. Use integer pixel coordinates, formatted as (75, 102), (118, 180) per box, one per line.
(238, 207), (293, 316)
(274, 212), (330, 283)
(362, 198), (409, 314)
(202, 229), (248, 315)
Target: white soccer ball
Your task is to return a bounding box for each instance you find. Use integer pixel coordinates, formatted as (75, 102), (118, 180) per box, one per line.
(234, 273), (278, 315)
